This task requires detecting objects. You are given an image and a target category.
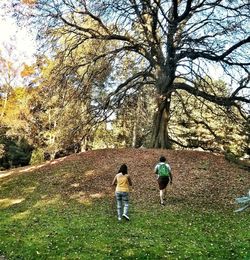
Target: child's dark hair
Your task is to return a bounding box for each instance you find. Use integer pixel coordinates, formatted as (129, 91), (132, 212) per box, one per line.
(160, 156), (166, 162)
(118, 164), (128, 175)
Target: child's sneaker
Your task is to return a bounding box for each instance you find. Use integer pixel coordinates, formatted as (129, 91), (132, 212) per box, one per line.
(122, 214), (130, 221)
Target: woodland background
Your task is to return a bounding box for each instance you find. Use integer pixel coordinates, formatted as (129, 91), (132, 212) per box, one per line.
(0, 0), (249, 169)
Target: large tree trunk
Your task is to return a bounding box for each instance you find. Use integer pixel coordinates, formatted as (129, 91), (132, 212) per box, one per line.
(151, 94), (172, 149)
(150, 63), (174, 149)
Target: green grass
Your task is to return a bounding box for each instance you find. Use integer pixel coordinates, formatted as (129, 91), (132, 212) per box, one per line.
(0, 158), (249, 260)
(1, 196), (249, 260)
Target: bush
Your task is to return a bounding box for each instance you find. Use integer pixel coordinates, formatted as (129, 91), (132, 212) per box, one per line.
(30, 148), (45, 165)
(0, 137), (33, 169)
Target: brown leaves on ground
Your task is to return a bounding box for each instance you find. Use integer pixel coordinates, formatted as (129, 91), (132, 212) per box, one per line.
(0, 148), (249, 211)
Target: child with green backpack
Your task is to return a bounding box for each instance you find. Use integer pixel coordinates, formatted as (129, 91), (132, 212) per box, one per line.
(154, 156), (173, 205)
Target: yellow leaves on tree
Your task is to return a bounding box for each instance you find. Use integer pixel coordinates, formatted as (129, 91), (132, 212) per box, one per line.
(21, 0), (37, 5)
(20, 64), (35, 77)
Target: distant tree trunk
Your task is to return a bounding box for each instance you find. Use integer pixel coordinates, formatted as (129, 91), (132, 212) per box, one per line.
(132, 94), (141, 148)
(80, 138), (87, 152)
(50, 151), (56, 160)
(80, 135), (91, 152)
(132, 121), (137, 148)
(0, 94), (7, 119)
(0, 86), (11, 120)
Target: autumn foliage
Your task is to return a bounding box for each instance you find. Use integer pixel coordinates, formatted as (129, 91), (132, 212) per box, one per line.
(20, 64), (35, 77)
(21, 0), (36, 5)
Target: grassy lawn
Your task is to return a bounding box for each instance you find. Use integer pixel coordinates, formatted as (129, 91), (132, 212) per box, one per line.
(1, 196), (249, 260)
(1, 148), (249, 260)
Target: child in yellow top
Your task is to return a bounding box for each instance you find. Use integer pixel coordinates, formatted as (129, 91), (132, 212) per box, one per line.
(112, 164), (132, 221)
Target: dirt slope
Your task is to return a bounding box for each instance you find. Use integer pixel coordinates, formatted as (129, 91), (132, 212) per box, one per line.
(1, 148), (249, 211)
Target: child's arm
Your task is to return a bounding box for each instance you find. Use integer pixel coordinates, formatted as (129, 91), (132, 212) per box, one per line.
(169, 166), (173, 184)
(154, 165), (158, 174)
(128, 176), (132, 186)
(112, 175), (117, 186)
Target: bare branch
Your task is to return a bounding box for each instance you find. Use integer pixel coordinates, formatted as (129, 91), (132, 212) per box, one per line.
(174, 82), (250, 107)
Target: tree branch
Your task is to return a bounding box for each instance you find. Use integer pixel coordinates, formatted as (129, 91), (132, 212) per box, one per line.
(174, 82), (250, 107)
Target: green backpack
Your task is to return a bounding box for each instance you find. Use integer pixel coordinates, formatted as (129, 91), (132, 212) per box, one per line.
(158, 164), (169, 177)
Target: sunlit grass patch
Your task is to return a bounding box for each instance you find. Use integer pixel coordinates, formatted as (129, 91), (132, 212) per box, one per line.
(0, 198), (25, 209)
(33, 196), (61, 208)
(23, 186), (36, 194)
(70, 192), (92, 205)
(11, 209), (31, 220)
(0, 172), (13, 178)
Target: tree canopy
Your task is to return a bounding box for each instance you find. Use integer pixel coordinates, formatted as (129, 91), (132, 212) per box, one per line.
(0, 0), (249, 168)
(13, 0), (249, 147)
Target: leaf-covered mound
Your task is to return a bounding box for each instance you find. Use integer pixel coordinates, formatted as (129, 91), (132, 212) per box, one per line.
(0, 148), (249, 211)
